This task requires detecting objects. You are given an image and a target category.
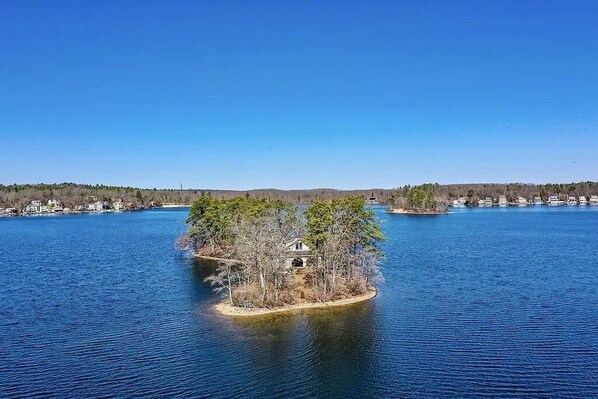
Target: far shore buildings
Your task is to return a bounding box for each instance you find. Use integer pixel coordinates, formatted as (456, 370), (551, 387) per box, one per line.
(367, 194), (379, 205)
(25, 200), (42, 213)
(113, 200), (125, 211)
(24, 199), (63, 213)
(20, 198), (128, 214)
(88, 201), (102, 212)
(88, 201), (111, 212)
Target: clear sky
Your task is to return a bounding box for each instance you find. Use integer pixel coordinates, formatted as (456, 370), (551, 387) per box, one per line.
(1, 0), (597, 189)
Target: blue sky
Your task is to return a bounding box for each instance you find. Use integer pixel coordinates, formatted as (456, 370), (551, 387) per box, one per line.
(1, 0), (597, 189)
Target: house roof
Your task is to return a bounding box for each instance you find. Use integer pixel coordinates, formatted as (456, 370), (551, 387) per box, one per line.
(286, 238), (311, 254)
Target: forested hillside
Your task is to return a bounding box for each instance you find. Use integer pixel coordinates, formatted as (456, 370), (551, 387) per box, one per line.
(1, 181), (597, 210)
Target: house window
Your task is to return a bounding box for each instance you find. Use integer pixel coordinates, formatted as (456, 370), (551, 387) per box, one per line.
(296, 241), (302, 250)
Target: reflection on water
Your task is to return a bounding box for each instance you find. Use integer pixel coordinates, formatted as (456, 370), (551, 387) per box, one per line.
(191, 258), (383, 397)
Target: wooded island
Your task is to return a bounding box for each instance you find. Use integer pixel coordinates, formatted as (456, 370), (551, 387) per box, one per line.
(387, 184), (448, 215)
(180, 194), (385, 315)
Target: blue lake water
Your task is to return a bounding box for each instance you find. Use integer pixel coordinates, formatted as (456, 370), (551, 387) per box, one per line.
(1, 206), (597, 397)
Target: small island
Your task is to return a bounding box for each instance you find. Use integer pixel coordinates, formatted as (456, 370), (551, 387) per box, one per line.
(387, 184), (448, 215)
(179, 194), (385, 316)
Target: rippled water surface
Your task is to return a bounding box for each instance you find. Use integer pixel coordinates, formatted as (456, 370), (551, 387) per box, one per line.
(1, 206), (597, 397)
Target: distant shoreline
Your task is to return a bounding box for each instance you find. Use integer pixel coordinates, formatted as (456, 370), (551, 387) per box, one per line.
(214, 289), (377, 317)
(0, 205), (190, 218)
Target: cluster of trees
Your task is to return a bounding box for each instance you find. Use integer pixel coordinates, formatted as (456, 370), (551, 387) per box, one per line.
(184, 194), (298, 256)
(304, 197), (385, 301)
(183, 194), (302, 307)
(183, 194), (384, 309)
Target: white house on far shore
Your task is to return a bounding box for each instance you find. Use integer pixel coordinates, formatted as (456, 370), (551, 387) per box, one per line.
(88, 201), (105, 212)
(25, 200), (42, 213)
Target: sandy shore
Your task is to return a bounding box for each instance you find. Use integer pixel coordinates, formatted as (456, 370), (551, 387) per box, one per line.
(214, 289), (377, 317)
(194, 254), (240, 263)
(387, 208), (448, 215)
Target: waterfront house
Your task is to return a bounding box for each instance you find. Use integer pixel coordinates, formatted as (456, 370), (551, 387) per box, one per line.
(590, 195), (598, 205)
(517, 196), (528, 206)
(478, 197), (493, 206)
(88, 201), (104, 212)
(547, 196), (565, 206)
(285, 238), (312, 269)
(452, 197), (466, 207)
(498, 196), (508, 206)
(48, 199), (63, 211)
(25, 200), (42, 213)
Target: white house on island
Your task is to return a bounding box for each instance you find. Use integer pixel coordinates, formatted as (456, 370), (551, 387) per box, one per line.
(285, 238), (312, 269)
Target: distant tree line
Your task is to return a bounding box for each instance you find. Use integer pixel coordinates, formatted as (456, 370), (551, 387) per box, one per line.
(0, 182), (388, 210)
(2, 181), (597, 211)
